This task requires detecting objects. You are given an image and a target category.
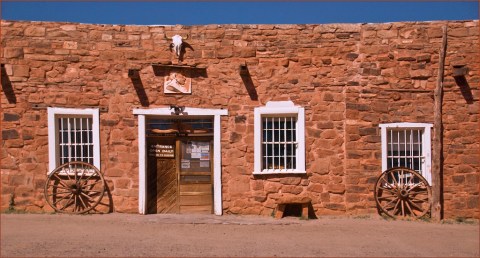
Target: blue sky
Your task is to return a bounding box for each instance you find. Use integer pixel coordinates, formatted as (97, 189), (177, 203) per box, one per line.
(1, 1), (478, 25)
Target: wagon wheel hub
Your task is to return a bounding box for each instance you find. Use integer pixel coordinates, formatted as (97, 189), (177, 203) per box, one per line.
(69, 184), (82, 195)
(398, 189), (409, 199)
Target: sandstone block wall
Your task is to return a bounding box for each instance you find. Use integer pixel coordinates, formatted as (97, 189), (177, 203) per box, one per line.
(1, 20), (478, 218)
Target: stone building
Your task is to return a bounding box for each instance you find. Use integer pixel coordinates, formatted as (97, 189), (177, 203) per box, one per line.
(1, 19), (478, 219)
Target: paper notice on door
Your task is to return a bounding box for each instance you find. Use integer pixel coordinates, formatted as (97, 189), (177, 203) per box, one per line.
(200, 161), (210, 168)
(200, 152), (209, 160)
(191, 152), (201, 159)
(199, 142), (210, 153)
(181, 160), (190, 169)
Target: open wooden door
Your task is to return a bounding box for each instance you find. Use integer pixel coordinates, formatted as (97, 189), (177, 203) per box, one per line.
(178, 139), (213, 214)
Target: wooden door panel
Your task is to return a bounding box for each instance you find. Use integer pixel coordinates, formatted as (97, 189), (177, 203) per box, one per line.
(156, 159), (178, 213)
(180, 183), (212, 193)
(179, 194), (213, 206)
(180, 205), (212, 214)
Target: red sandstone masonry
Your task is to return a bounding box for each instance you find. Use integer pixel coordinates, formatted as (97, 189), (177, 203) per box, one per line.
(1, 20), (478, 218)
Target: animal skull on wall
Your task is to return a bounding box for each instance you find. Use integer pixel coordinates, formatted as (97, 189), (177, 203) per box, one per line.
(165, 34), (189, 57)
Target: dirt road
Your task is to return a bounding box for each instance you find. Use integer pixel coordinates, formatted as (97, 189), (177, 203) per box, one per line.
(1, 213), (478, 257)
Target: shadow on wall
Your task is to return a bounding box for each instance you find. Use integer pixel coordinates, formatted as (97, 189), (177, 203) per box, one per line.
(91, 184), (114, 214)
(128, 69), (150, 107)
(239, 64), (258, 101)
(1, 64), (16, 104)
(454, 76), (474, 104)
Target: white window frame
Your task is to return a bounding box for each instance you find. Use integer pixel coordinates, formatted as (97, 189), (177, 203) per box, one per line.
(254, 101), (305, 175)
(379, 122), (432, 185)
(48, 107), (101, 173)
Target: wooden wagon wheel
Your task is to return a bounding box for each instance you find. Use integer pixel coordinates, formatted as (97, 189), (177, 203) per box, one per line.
(374, 167), (431, 219)
(44, 161), (106, 214)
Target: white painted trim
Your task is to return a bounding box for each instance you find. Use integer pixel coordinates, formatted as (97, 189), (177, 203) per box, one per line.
(253, 101), (306, 174)
(423, 128), (432, 184)
(138, 115), (147, 214)
(253, 170), (306, 175)
(379, 122), (433, 185)
(47, 107), (100, 173)
(379, 122), (433, 130)
(133, 107), (228, 216)
(213, 115), (222, 215)
(133, 107), (228, 116)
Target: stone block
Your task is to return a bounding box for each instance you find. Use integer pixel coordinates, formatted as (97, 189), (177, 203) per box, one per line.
(410, 69), (432, 79)
(281, 185), (303, 194)
(236, 47), (256, 58)
(3, 113), (20, 122)
(2, 130), (19, 140)
(321, 129), (338, 139)
(4, 48), (24, 58)
(24, 26), (46, 36)
(264, 181), (282, 193)
(327, 184), (345, 194)
(63, 41), (78, 49)
(115, 179), (131, 189)
(229, 176), (250, 194)
(309, 158), (330, 175)
(13, 65), (30, 77)
(106, 168), (125, 177)
(250, 180), (264, 191)
(217, 47), (233, 58)
(324, 203), (346, 211)
(307, 183), (323, 193)
(279, 177), (301, 185)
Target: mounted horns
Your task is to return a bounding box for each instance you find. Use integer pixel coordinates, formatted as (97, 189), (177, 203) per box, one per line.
(164, 34), (189, 40)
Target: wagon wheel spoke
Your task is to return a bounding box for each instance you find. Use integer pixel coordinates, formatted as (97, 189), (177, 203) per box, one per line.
(47, 184), (71, 190)
(404, 200), (416, 217)
(374, 167), (431, 219)
(379, 177), (392, 187)
(59, 193), (75, 211)
(53, 193), (73, 205)
(381, 197), (399, 211)
(46, 190), (71, 196)
(78, 195), (88, 210)
(51, 174), (70, 188)
(378, 186), (397, 195)
(81, 179), (102, 188)
(80, 192), (95, 201)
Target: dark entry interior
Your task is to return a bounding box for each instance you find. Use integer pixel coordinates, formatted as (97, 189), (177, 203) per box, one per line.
(146, 118), (214, 214)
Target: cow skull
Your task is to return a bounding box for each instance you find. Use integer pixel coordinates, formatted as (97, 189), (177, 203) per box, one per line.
(165, 34), (188, 57)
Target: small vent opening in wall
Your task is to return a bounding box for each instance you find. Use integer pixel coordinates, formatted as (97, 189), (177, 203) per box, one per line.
(283, 204), (303, 217)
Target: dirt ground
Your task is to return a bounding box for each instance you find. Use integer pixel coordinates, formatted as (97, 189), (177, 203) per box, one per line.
(1, 213), (479, 257)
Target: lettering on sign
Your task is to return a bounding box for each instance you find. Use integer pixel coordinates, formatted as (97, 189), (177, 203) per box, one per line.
(149, 144), (175, 158)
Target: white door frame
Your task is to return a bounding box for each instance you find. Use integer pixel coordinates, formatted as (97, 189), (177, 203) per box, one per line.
(133, 107), (228, 215)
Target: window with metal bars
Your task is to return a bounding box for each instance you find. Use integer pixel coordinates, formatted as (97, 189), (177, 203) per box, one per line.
(386, 129), (423, 173)
(57, 116), (94, 165)
(379, 123), (432, 185)
(254, 101), (306, 174)
(262, 116), (297, 170)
